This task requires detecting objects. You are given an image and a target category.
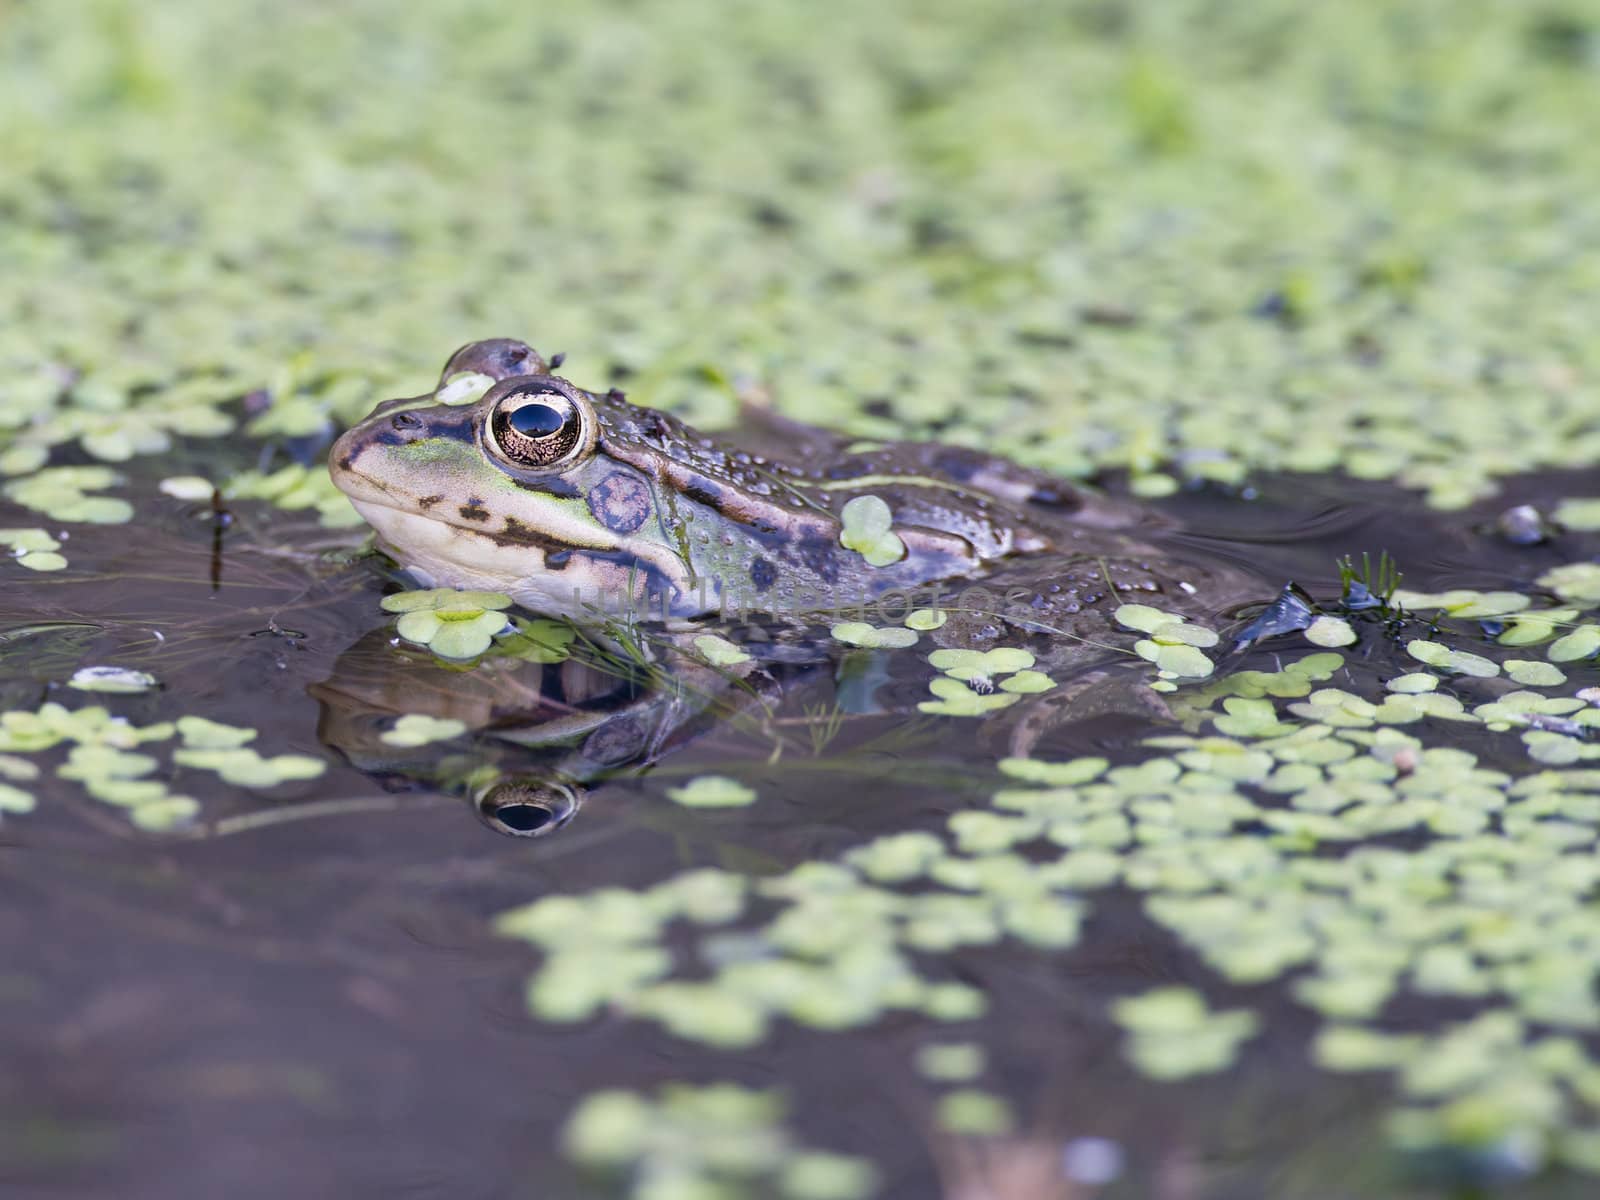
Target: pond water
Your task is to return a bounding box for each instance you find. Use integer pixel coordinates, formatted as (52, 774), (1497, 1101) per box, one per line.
(4, 437), (1598, 1200)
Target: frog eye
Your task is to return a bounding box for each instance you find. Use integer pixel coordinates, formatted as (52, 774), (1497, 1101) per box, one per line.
(484, 382), (595, 472)
(475, 779), (581, 838)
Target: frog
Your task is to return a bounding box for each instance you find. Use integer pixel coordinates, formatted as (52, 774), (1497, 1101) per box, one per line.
(326, 338), (1268, 834)
(330, 338), (1238, 629)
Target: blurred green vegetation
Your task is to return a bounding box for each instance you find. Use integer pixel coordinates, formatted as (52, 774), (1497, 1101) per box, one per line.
(2, 0), (1598, 506)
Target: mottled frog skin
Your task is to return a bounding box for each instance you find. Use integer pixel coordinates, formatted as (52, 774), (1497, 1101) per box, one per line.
(329, 338), (1224, 634)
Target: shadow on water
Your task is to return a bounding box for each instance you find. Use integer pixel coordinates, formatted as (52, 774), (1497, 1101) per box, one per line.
(0, 459), (1595, 1199)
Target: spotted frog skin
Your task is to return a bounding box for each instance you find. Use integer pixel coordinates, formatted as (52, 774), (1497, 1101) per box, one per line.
(329, 338), (1201, 627)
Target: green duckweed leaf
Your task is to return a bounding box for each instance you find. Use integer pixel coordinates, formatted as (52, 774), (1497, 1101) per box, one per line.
(1506, 660), (1567, 687)
(68, 666), (159, 693)
(778, 1152), (878, 1200)
(1406, 641), (1499, 677)
(436, 371), (495, 406)
(380, 588), (513, 614)
(380, 714), (468, 747)
(0, 783), (36, 813)
(830, 622), (918, 649)
(176, 716), (257, 748)
(1115, 604), (1179, 634)
(128, 795), (201, 832)
(158, 475), (215, 501)
(998, 669), (1054, 694)
(694, 634), (753, 666)
(915, 1042), (986, 1082)
(174, 747), (326, 787)
(838, 495), (905, 567)
(1305, 616), (1358, 647)
(1549, 626), (1600, 662)
(918, 676), (1020, 717)
(667, 776), (757, 809)
(4, 467), (133, 524)
(934, 1090), (1014, 1136)
(1541, 564), (1600, 606)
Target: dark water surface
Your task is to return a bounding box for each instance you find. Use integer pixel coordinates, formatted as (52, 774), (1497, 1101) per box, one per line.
(2, 461), (1596, 1200)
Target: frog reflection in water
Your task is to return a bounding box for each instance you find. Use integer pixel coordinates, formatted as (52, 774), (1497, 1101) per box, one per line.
(326, 339), (1262, 836)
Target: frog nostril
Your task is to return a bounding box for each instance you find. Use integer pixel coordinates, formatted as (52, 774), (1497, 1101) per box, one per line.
(390, 412), (423, 431)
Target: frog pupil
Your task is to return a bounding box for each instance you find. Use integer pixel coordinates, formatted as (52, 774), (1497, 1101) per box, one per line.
(510, 403), (566, 437)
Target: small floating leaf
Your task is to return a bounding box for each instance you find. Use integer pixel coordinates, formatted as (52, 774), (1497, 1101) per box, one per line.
(176, 716), (257, 748)
(68, 666), (158, 693)
(435, 371), (495, 406)
(915, 1042), (986, 1082)
(830, 622), (917, 649)
(1305, 616), (1357, 647)
(1505, 660), (1567, 687)
(667, 775), (757, 809)
(1405, 641), (1499, 677)
(1549, 626), (1600, 662)
(380, 588), (513, 614)
(159, 475), (215, 501)
(694, 634), (753, 665)
(935, 1089), (1015, 1135)
(380, 714), (468, 747)
(905, 608), (948, 630)
(998, 669), (1054, 694)
(0, 783), (36, 813)
(838, 495), (905, 567)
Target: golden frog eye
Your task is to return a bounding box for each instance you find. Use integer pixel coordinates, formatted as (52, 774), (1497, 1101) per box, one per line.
(484, 381), (595, 472)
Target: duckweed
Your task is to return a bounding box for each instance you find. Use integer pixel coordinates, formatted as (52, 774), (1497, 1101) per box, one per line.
(380, 714), (468, 748)
(904, 609), (948, 631)
(68, 666), (159, 693)
(224, 464), (363, 528)
(0, 528), (67, 572)
(495, 618), (577, 664)
(158, 476), (216, 502)
(830, 622), (919, 650)
(1116, 604), (1219, 679)
(4, 467), (134, 525)
(666, 776), (758, 809)
(0, 700), (322, 828)
(838, 496), (905, 568)
(918, 648), (1053, 711)
(495, 618), (1600, 1170)
(694, 634), (754, 667)
(172, 747), (326, 788)
(1111, 987), (1261, 1079)
(1305, 616), (1358, 648)
(381, 588), (514, 660)
(915, 1042), (986, 1082)
(935, 1090), (1015, 1136)
(564, 1084), (876, 1200)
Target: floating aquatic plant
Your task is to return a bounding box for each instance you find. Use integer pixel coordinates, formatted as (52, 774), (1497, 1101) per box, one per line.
(838, 496), (906, 567)
(381, 588), (514, 660)
(0, 527), (67, 572)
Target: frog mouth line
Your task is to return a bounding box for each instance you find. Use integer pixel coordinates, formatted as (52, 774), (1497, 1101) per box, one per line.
(337, 475), (698, 602)
(338, 486), (558, 548)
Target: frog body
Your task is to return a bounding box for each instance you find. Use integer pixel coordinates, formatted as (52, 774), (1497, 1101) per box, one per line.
(330, 339), (1177, 626)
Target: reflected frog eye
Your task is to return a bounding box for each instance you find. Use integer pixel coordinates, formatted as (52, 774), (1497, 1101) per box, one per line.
(484, 381), (595, 472)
